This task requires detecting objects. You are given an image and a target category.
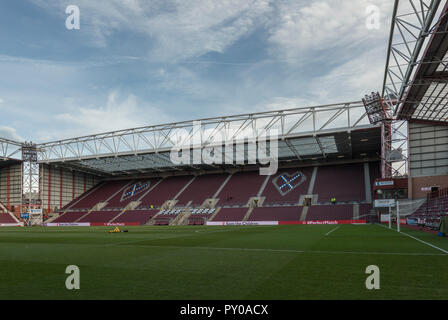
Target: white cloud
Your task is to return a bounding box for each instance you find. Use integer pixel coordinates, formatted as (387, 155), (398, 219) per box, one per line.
(34, 0), (274, 60)
(52, 91), (170, 138)
(145, 0), (273, 61)
(267, 0), (392, 62)
(7, 0), (396, 142)
(0, 98), (4, 104)
(0, 126), (23, 141)
(308, 46), (386, 103)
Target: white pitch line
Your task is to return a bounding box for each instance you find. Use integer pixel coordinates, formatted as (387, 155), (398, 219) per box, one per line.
(377, 223), (448, 255)
(399, 230), (448, 254)
(324, 226), (340, 237)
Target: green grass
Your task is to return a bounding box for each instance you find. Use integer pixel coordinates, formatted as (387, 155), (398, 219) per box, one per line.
(0, 224), (447, 300)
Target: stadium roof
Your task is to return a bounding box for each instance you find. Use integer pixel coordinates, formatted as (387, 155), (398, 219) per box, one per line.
(383, 0), (448, 123)
(0, 137), (23, 161)
(32, 101), (380, 176)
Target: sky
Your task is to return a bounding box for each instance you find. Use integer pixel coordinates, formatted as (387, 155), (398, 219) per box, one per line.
(0, 0), (393, 142)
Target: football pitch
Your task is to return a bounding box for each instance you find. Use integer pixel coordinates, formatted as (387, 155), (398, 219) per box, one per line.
(0, 224), (447, 300)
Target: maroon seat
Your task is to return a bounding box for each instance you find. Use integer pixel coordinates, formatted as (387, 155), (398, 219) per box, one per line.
(79, 210), (121, 223)
(306, 205), (353, 221)
(138, 176), (193, 207)
(314, 164), (366, 202)
(113, 209), (157, 225)
(53, 211), (88, 223)
(69, 180), (130, 210)
(249, 206), (302, 221)
(0, 213), (16, 223)
(211, 208), (248, 221)
(176, 174), (228, 206)
(217, 171), (265, 206)
(188, 216), (207, 225)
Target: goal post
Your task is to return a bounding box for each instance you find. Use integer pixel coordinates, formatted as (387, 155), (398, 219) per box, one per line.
(392, 198), (426, 232)
(376, 198), (426, 231)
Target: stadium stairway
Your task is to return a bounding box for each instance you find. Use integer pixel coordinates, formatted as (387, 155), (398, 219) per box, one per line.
(53, 211), (89, 223)
(242, 207), (254, 221)
(112, 209), (157, 225)
(173, 176), (196, 201)
(146, 212), (161, 225)
(79, 210), (122, 224)
(170, 211), (191, 225)
(74, 210), (93, 223)
(109, 201), (142, 223)
(353, 204), (360, 220)
(213, 173), (233, 199)
(208, 207), (221, 221)
(134, 178), (163, 204)
(0, 200), (20, 223)
(45, 213), (61, 223)
(300, 206), (309, 221)
(65, 180), (129, 210)
(107, 209), (126, 223)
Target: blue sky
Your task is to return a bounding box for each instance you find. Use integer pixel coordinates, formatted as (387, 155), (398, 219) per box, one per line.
(0, 0), (393, 142)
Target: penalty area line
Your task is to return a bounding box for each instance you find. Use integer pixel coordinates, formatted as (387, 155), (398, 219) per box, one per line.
(400, 230), (448, 254)
(324, 226), (340, 237)
(377, 223), (448, 255)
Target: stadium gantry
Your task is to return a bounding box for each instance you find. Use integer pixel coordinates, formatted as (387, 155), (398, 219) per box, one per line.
(35, 101), (379, 176)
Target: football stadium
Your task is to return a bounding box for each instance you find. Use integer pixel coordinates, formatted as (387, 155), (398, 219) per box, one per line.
(0, 0), (448, 302)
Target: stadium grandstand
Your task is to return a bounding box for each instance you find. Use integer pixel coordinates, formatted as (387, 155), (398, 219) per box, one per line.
(0, 0), (446, 233)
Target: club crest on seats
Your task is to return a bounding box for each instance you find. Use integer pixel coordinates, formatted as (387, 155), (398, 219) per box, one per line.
(272, 172), (306, 196)
(120, 181), (151, 202)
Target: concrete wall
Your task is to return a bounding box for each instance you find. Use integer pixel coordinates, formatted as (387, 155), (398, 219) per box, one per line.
(0, 164), (22, 207)
(408, 122), (448, 199)
(408, 122), (448, 177)
(40, 164), (101, 211)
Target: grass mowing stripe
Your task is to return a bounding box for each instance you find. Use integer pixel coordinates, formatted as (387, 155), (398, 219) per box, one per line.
(1, 224), (447, 299)
(376, 223), (448, 254)
(112, 243), (447, 256)
(102, 226), (260, 247)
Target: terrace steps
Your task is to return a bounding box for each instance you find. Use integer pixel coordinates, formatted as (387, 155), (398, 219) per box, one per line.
(213, 173), (233, 198)
(171, 211), (191, 226)
(74, 210), (93, 223)
(353, 204), (359, 220)
(45, 213), (60, 223)
(109, 209), (126, 223)
(242, 207), (254, 222)
(300, 206), (309, 221)
(209, 207), (221, 221)
(147, 212), (160, 225)
(0, 200), (20, 223)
